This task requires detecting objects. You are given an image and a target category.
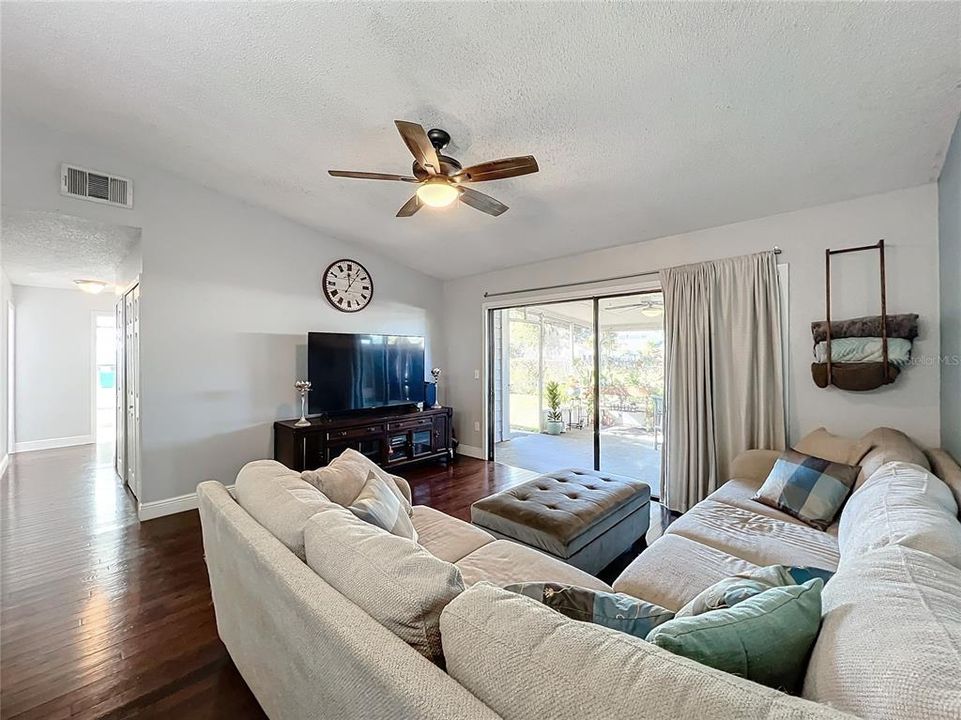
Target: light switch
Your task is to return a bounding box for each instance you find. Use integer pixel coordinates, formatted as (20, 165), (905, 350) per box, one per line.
(474, 369), (480, 380)
(473, 421), (480, 432)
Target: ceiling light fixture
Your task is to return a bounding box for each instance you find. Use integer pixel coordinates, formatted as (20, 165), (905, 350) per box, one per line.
(640, 306), (663, 318)
(416, 179), (460, 208)
(74, 279), (109, 295)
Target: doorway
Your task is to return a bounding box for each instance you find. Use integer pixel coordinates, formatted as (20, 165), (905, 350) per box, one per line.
(93, 312), (117, 440)
(7, 301), (14, 454)
(488, 290), (664, 494)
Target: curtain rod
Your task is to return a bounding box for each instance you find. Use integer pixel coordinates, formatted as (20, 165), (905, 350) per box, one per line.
(483, 247), (782, 299)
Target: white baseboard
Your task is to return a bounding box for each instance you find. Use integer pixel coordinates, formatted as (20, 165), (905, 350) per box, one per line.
(457, 444), (486, 460)
(0, 454), (8, 477)
(138, 484), (235, 522)
(14, 434), (94, 453)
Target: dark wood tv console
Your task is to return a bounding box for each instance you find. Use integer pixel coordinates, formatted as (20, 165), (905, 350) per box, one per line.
(273, 406), (454, 472)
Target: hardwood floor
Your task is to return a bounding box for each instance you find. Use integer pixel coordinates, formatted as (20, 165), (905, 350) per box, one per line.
(1, 444), (672, 719)
(0, 443), (263, 720)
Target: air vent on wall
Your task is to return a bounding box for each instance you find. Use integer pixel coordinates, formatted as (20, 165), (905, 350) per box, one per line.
(60, 163), (134, 208)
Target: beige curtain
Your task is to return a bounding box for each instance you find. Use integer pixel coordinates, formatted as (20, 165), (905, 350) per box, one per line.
(659, 252), (785, 513)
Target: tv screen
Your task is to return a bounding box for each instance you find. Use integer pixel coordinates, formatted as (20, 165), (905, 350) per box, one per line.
(307, 332), (425, 414)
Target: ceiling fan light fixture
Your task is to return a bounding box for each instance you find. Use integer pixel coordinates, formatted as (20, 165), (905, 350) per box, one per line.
(640, 306), (663, 318)
(73, 279), (109, 294)
(416, 180), (460, 208)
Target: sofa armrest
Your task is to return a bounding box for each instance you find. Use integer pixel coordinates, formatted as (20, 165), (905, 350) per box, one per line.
(730, 449), (781, 483)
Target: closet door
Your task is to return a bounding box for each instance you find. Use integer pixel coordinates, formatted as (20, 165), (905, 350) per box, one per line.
(124, 284), (141, 500)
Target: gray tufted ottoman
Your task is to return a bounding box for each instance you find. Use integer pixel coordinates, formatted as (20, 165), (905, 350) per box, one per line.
(470, 469), (651, 575)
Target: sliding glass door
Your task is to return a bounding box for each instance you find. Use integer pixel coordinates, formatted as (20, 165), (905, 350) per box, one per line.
(488, 291), (664, 492)
(597, 293), (664, 486)
(489, 301), (595, 473)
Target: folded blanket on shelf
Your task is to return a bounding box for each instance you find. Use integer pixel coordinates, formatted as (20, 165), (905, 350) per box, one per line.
(810, 314), (919, 344)
(814, 337), (912, 366)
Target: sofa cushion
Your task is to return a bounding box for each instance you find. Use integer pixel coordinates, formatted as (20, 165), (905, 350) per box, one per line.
(839, 461), (961, 569)
(752, 449), (859, 530)
(803, 545), (961, 720)
(302, 448), (413, 515)
(708, 478), (839, 536)
(411, 506), (495, 563)
(234, 459), (331, 560)
(794, 427), (869, 466)
(505, 582), (675, 639)
(729, 449), (782, 484)
(455, 540), (612, 592)
(648, 579), (824, 693)
(441, 582), (851, 720)
(612, 534), (759, 611)
(304, 504), (464, 663)
(665, 499), (840, 571)
(855, 427), (930, 488)
(349, 472), (418, 541)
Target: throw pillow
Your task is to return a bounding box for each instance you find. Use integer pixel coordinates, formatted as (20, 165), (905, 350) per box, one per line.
(304, 505), (464, 664)
(349, 471), (418, 542)
(677, 565), (835, 617)
(504, 582), (674, 639)
(753, 449), (859, 529)
(302, 448), (413, 517)
(647, 579), (824, 693)
(786, 565), (835, 586)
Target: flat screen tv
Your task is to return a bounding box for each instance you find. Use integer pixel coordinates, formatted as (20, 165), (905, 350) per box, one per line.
(307, 332), (426, 414)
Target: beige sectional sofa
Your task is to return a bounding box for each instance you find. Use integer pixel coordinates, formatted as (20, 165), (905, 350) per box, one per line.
(197, 427), (961, 720)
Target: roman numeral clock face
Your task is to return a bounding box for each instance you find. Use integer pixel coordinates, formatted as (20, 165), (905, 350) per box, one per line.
(323, 259), (373, 313)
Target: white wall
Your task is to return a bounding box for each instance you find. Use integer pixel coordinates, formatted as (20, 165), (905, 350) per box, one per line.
(1, 112), (446, 506)
(939, 115), (961, 459)
(11, 285), (115, 447)
(444, 185), (942, 452)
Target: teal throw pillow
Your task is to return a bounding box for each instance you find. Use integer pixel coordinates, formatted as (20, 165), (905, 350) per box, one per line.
(646, 579), (824, 692)
(786, 565), (835, 586)
(504, 582), (674, 640)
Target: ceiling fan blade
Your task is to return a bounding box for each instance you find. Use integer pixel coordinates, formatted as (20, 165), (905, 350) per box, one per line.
(459, 187), (508, 217)
(394, 121), (441, 175)
(453, 156), (539, 183)
(328, 170), (418, 182)
(396, 194), (422, 217)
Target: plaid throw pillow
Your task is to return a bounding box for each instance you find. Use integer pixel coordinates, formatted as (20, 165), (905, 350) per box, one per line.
(753, 449), (859, 530)
(349, 471), (418, 542)
(504, 582), (674, 639)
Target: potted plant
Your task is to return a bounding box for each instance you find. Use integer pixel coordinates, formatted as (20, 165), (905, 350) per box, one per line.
(544, 381), (565, 435)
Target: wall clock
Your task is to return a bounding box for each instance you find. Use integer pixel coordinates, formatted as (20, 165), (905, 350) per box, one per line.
(322, 259), (373, 313)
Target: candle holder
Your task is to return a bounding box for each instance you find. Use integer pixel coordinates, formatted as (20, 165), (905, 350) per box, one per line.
(430, 368), (442, 409)
(294, 380), (312, 427)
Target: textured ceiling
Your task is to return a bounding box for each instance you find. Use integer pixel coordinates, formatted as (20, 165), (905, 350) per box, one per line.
(1, 209), (140, 289)
(2, 2), (959, 279)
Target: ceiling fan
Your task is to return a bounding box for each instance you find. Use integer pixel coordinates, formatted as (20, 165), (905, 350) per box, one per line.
(329, 121), (538, 218)
(608, 298), (664, 318)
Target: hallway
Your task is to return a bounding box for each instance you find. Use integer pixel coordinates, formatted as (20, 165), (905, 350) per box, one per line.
(0, 444), (262, 719)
